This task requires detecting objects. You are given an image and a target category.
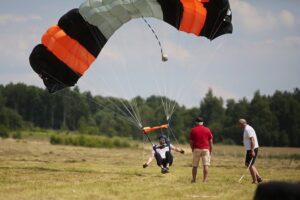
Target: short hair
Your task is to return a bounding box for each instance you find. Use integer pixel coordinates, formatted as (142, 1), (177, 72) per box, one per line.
(195, 117), (204, 124)
(158, 135), (167, 140)
(239, 118), (247, 125)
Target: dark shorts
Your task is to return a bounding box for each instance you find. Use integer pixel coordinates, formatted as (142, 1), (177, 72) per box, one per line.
(245, 148), (258, 166)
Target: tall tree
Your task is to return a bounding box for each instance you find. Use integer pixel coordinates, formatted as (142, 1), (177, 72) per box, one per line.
(199, 89), (225, 142)
(248, 91), (279, 146)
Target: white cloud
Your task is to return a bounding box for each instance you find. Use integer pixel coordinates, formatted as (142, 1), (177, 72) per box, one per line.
(259, 36), (300, 49)
(0, 14), (41, 25)
(279, 10), (295, 27)
(192, 79), (240, 103)
(282, 36), (300, 47)
(0, 32), (37, 66)
(0, 73), (43, 87)
(231, 0), (275, 33)
(231, 0), (295, 33)
(164, 41), (192, 62)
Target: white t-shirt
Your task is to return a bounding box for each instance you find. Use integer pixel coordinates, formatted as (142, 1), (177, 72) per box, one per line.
(243, 124), (259, 150)
(152, 144), (174, 159)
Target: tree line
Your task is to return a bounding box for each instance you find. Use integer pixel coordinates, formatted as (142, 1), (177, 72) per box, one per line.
(0, 83), (299, 147)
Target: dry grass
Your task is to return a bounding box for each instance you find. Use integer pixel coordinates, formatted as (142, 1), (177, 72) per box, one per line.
(0, 138), (299, 200)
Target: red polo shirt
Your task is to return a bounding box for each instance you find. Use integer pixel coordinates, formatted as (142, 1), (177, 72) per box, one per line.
(189, 125), (213, 149)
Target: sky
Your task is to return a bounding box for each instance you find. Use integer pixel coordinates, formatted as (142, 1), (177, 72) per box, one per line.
(0, 0), (300, 108)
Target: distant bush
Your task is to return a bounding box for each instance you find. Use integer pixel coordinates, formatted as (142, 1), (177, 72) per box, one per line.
(0, 125), (9, 138)
(221, 139), (236, 145)
(50, 134), (131, 148)
(12, 131), (22, 139)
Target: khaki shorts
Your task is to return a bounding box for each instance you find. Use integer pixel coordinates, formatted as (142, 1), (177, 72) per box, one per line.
(192, 148), (210, 167)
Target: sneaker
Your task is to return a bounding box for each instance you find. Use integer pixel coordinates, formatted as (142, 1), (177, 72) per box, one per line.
(165, 167), (169, 173)
(161, 168), (167, 174)
(257, 177), (263, 183)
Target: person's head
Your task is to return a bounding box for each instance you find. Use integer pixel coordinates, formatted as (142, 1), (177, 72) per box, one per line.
(158, 135), (167, 145)
(238, 118), (247, 128)
(195, 117), (204, 125)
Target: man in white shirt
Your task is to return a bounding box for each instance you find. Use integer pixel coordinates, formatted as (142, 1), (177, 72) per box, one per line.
(239, 119), (263, 184)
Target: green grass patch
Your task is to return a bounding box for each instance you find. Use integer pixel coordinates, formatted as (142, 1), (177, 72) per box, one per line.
(50, 134), (132, 148)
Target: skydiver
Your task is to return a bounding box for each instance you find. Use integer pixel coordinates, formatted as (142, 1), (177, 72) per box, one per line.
(142, 135), (184, 174)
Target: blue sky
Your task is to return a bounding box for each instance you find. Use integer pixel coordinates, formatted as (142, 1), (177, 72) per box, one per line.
(1, 0), (300, 108)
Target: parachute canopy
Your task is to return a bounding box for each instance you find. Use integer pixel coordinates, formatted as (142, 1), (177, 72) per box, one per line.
(29, 0), (233, 93)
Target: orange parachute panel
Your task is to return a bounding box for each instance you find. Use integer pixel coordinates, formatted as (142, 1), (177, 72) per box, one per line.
(41, 25), (95, 76)
(179, 0), (207, 35)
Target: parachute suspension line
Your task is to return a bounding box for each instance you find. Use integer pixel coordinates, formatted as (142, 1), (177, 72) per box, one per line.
(84, 98), (141, 129)
(84, 60), (144, 129)
(118, 98), (143, 128)
(117, 66), (143, 128)
(168, 99), (177, 121)
(161, 96), (169, 121)
(154, 78), (181, 123)
(156, 89), (181, 145)
(105, 74), (143, 128)
(152, 74), (173, 122)
(131, 97), (143, 128)
(48, 83), (140, 128)
(141, 16), (168, 62)
(114, 64), (143, 129)
(41, 70), (142, 129)
(84, 94), (142, 129)
(80, 77), (143, 128)
(155, 81), (171, 122)
(167, 121), (180, 146)
(82, 19), (145, 127)
(92, 96), (142, 129)
(160, 84), (183, 122)
(102, 32), (144, 129)
(168, 86), (185, 121)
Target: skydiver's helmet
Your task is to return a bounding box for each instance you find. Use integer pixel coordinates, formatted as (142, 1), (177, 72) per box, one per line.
(158, 135), (169, 145)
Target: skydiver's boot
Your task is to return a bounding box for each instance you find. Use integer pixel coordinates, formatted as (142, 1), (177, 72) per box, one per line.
(165, 167), (169, 173)
(161, 167), (168, 174)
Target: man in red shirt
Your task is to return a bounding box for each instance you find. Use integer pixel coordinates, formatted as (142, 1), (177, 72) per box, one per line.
(189, 117), (213, 183)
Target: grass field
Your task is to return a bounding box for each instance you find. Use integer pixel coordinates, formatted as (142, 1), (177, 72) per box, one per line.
(0, 138), (299, 200)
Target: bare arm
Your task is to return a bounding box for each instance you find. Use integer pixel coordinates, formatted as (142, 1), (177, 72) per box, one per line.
(171, 145), (184, 153)
(190, 140), (194, 152)
(209, 139), (213, 154)
(250, 137), (256, 157)
(145, 153), (155, 165)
